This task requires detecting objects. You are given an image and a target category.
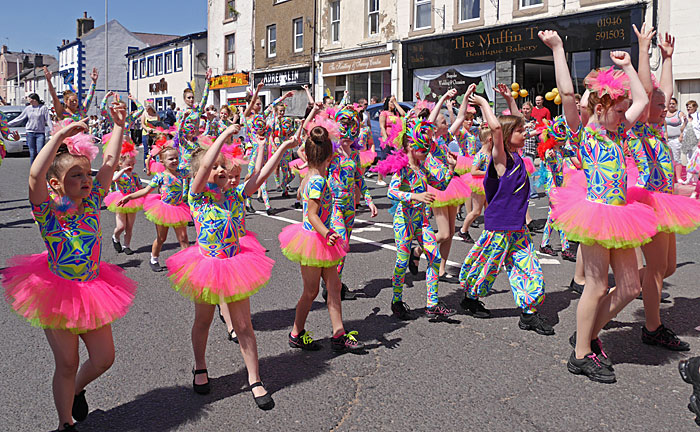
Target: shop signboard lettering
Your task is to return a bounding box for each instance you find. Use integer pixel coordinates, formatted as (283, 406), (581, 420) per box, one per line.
(405, 7), (638, 69)
(420, 70), (485, 102)
(149, 78), (168, 93)
(227, 97), (247, 107)
(254, 68), (310, 87)
(210, 73), (249, 90)
(322, 54), (391, 76)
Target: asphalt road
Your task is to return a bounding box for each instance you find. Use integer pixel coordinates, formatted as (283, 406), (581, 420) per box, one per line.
(1, 151), (699, 431)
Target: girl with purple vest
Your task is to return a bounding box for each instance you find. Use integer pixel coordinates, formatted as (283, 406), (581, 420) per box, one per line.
(458, 90), (554, 336)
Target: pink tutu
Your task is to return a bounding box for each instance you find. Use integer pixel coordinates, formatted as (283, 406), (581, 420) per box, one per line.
(628, 187), (700, 234)
(625, 156), (639, 188)
(279, 224), (347, 267)
(143, 196), (191, 228)
(290, 159), (308, 178)
(455, 155), (474, 175)
(104, 191), (144, 213)
(166, 244), (274, 304)
(428, 176), (470, 207)
(149, 160), (166, 173)
(2, 252), (136, 333)
(463, 174), (485, 195)
(523, 157), (535, 175)
(549, 186), (658, 249)
(563, 168), (586, 189)
(240, 231), (267, 254)
(359, 150), (377, 169)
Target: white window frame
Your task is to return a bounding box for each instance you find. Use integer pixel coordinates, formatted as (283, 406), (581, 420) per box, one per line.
(414, 0), (431, 30)
(164, 51), (173, 74)
(368, 0), (379, 36)
(267, 25), (277, 58)
(140, 58), (146, 78)
(174, 49), (183, 72)
(330, 1), (340, 43)
(293, 18), (304, 53)
(520, 0), (543, 9)
(132, 61), (138, 80)
(225, 33), (236, 71)
(459, 0), (480, 22)
(147, 56), (154, 77)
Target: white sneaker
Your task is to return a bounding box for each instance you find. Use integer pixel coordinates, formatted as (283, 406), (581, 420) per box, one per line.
(376, 180), (387, 186)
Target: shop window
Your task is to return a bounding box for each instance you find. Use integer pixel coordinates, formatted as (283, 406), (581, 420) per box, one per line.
(368, 0), (379, 36)
(140, 59), (146, 78)
(156, 54), (163, 75)
(165, 51), (173, 74)
(225, 34), (236, 71)
(598, 48), (631, 68)
(132, 61), (138, 81)
(414, 0), (431, 30)
(147, 56), (154, 77)
(520, 0), (543, 7)
(174, 49), (183, 72)
(459, 0), (480, 21)
(267, 25), (277, 58)
(330, 1), (340, 43)
(571, 51), (592, 94)
(293, 18), (304, 53)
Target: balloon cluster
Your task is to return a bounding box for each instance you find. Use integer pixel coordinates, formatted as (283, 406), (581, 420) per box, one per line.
(510, 83), (529, 99)
(545, 88), (562, 105)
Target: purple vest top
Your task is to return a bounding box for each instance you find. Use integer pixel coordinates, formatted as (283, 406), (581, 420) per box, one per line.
(483, 152), (530, 231)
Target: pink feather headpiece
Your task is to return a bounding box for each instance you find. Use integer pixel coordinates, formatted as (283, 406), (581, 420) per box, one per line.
(371, 150), (409, 176)
(197, 135), (215, 147)
(414, 99), (435, 112)
(221, 140), (247, 166)
(584, 67), (630, 99)
(466, 105), (477, 114)
(52, 120), (98, 161)
(305, 116), (340, 141)
(120, 141), (137, 158)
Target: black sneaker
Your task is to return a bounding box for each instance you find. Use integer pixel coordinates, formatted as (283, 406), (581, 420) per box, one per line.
(266, 208), (274, 216)
(679, 357), (700, 392)
(246, 201), (256, 213)
(569, 279), (584, 295)
(561, 248), (576, 262)
(123, 247), (134, 255)
(149, 261), (164, 272)
(228, 329), (239, 344)
(539, 245), (557, 256)
(456, 210), (465, 221)
(424, 302), (456, 318)
(567, 350), (616, 384)
(569, 331), (613, 370)
(57, 423), (79, 432)
(460, 297), (491, 318)
(293, 201), (302, 209)
(112, 238), (122, 253)
(518, 312), (555, 335)
(72, 389), (88, 421)
(471, 220), (480, 228)
(457, 230), (475, 243)
(642, 325), (690, 351)
(288, 330), (321, 351)
(391, 301), (416, 320)
(331, 331), (365, 352)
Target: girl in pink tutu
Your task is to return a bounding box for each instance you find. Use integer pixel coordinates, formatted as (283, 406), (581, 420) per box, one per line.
(280, 124), (366, 352)
(165, 124), (296, 410)
(377, 96), (406, 186)
(541, 30), (653, 383)
(1, 103), (136, 431)
(458, 127), (492, 243)
(103, 145), (143, 255)
(453, 109), (479, 175)
(117, 146), (190, 272)
(627, 27), (700, 351)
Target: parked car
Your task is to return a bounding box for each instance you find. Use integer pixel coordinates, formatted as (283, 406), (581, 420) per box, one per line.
(365, 102), (413, 155)
(0, 105), (33, 154)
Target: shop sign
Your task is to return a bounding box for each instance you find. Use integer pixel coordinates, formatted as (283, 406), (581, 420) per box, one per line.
(420, 70), (484, 102)
(405, 6), (639, 69)
(211, 73), (249, 90)
(253, 68), (310, 87)
(149, 78), (168, 93)
(322, 54), (392, 76)
(227, 97), (248, 107)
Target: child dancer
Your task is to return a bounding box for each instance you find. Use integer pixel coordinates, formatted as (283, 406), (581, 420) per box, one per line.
(541, 30), (654, 383)
(117, 146), (190, 272)
(377, 117), (457, 320)
(103, 145), (143, 255)
(279, 121), (365, 352)
(628, 26), (700, 351)
(166, 124), (295, 410)
(458, 90), (553, 336)
(0, 110), (20, 167)
(45, 66), (98, 122)
(458, 127), (492, 243)
(1, 105), (135, 431)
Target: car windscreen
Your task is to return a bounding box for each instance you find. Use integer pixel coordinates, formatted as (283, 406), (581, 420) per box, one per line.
(2, 111), (25, 126)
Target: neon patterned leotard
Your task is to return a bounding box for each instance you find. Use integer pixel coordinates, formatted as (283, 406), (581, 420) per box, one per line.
(111, 172), (141, 194)
(148, 170), (188, 205)
(189, 184), (247, 258)
(302, 175), (334, 231)
(627, 121), (673, 193)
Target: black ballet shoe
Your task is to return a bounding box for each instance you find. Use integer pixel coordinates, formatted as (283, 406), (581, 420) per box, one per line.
(56, 423), (79, 431)
(228, 329), (239, 344)
(249, 381), (275, 410)
(192, 368), (210, 394)
(72, 389), (88, 421)
(216, 304), (226, 324)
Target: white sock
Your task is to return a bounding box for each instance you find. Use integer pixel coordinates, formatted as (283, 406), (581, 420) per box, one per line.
(121, 242), (128, 249)
(150, 255), (159, 264)
(112, 235), (119, 243)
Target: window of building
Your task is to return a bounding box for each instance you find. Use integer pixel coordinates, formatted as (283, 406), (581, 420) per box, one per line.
(267, 25), (277, 57)
(225, 34), (236, 71)
(132, 61), (138, 80)
(174, 49), (183, 72)
(293, 18), (304, 53)
(140, 59), (146, 78)
(165, 51), (173, 74)
(368, 0), (379, 35)
(147, 56), (154, 76)
(520, 0), (543, 7)
(127, 46), (138, 54)
(156, 54), (163, 75)
(459, 0), (480, 21)
(415, 0), (431, 29)
(331, 1), (340, 43)
(163, 96), (172, 112)
(226, 0), (237, 20)
(156, 97), (164, 112)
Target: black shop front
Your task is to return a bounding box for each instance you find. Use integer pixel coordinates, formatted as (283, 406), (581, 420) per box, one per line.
(402, 4), (645, 115)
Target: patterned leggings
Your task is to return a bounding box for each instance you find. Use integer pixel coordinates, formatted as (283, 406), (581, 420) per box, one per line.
(275, 150), (294, 189)
(541, 206), (569, 250)
(392, 206), (441, 308)
(459, 228), (545, 313)
(248, 155), (271, 210)
(331, 204), (356, 278)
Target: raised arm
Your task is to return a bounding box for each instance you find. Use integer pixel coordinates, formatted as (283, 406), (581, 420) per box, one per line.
(659, 33), (676, 109)
(100, 91), (115, 122)
(193, 68), (212, 119)
(609, 51), (648, 126)
(428, 89), (457, 124)
(450, 84), (476, 136)
(391, 96), (406, 117)
(244, 81), (265, 119)
(471, 93), (504, 175)
(539, 30), (580, 131)
(263, 90), (294, 117)
(339, 90), (349, 108)
(302, 84), (314, 104)
(43, 66), (64, 119)
(96, 98), (127, 188)
(303, 102), (322, 131)
(191, 123), (242, 194)
(633, 23), (656, 95)
(126, 94), (145, 127)
(29, 121), (88, 205)
(82, 68), (99, 112)
(245, 128), (301, 195)
(495, 83), (521, 116)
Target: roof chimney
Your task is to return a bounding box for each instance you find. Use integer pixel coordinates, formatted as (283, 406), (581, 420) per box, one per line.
(77, 12), (94, 38)
(1, 45), (7, 54)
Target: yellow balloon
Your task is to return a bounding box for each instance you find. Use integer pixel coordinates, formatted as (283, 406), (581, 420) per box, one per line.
(519, 89), (528, 98)
(552, 87), (559, 95)
(545, 92), (555, 101)
(554, 94), (562, 105)
(511, 83), (520, 92)
(511, 91), (519, 99)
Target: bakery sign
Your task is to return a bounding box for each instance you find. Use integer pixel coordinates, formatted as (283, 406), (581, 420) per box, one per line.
(323, 54), (391, 76)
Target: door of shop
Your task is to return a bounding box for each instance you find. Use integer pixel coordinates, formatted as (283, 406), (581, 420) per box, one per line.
(518, 59), (559, 118)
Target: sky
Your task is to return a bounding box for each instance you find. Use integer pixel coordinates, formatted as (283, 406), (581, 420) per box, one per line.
(2, 0), (207, 57)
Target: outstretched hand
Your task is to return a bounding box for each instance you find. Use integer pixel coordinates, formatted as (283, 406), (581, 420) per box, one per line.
(90, 68), (99, 83)
(659, 33), (675, 59)
(110, 96), (127, 127)
(609, 51), (632, 68)
(633, 23), (656, 50)
(43, 66), (52, 80)
(538, 30), (563, 50)
(494, 83), (512, 99)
